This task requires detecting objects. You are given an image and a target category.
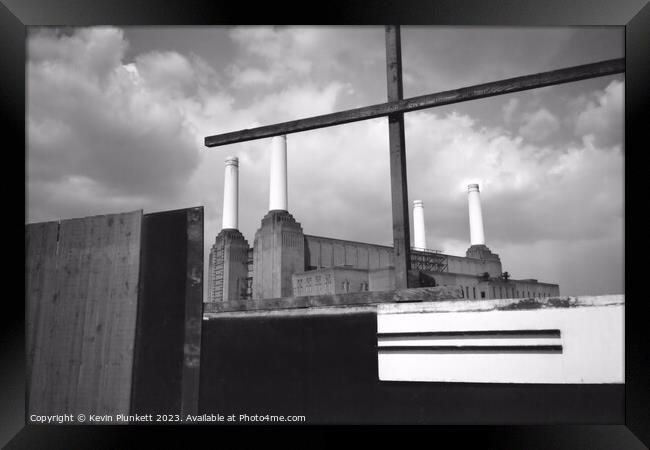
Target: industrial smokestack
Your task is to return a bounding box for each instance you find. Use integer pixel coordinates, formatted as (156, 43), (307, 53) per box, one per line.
(467, 184), (485, 246)
(413, 200), (427, 250)
(221, 156), (239, 230)
(269, 135), (288, 211)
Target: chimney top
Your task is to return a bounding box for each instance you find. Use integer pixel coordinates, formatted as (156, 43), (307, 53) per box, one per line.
(413, 199), (424, 207)
(225, 156), (239, 166)
(468, 183), (480, 192)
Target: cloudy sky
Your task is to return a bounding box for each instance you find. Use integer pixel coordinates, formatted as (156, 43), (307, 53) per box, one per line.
(26, 26), (624, 297)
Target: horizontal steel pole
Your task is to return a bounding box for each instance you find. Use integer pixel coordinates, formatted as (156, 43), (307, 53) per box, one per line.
(205, 58), (624, 147)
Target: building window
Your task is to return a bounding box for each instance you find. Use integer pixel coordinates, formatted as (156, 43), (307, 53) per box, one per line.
(499, 286), (503, 298)
(473, 287), (476, 299)
(480, 291), (486, 299)
(465, 286), (469, 298)
(516, 290), (519, 297)
(492, 287), (496, 298)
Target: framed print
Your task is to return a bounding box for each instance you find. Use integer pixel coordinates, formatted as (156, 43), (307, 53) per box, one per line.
(5, 0), (649, 447)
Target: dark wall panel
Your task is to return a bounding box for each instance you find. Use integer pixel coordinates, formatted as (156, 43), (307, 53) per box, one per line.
(199, 311), (624, 424)
(131, 207), (203, 416)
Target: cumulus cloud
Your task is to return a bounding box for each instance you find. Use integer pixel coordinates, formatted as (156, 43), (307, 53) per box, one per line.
(502, 98), (519, 123)
(404, 109), (622, 248)
(575, 79), (624, 147)
(28, 28), (128, 80)
(227, 27), (327, 88)
(225, 26), (386, 109)
(134, 51), (199, 94)
(244, 81), (349, 124)
(27, 27), (216, 220)
(518, 107), (561, 142)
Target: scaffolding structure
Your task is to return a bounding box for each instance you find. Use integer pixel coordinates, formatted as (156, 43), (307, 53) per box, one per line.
(410, 248), (448, 273)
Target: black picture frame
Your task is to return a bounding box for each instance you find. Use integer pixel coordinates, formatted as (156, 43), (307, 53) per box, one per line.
(4, 0), (648, 447)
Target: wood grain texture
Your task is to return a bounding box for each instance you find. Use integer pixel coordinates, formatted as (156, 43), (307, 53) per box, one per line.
(26, 211), (142, 416)
(181, 207), (203, 416)
(130, 207), (203, 418)
(385, 25), (411, 289)
(25, 220), (59, 407)
(204, 58), (624, 147)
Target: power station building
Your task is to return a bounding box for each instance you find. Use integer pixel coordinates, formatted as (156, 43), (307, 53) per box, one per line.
(207, 136), (559, 303)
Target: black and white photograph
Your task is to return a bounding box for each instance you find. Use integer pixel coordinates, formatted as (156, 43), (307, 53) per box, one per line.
(6, 5), (646, 445)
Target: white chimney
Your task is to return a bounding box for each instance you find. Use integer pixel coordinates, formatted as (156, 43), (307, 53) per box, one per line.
(413, 200), (427, 250)
(269, 135), (288, 211)
(221, 156), (239, 230)
(467, 183), (485, 246)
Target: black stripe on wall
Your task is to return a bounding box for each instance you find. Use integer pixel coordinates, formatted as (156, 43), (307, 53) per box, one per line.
(377, 329), (561, 338)
(377, 345), (563, 353)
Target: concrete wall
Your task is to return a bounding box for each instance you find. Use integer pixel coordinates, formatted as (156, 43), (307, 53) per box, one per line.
(425, 272), (559, 300)
(304, 235), (393, 271)
(292, 267), (369, 296)
(244, 232), (556, 300)
(446, 254), (502, 278)
(510, 280), (560, 298)
(207, 229), (249, 302)
(377, 295), (623, 384)
(253, 211), (305, 299)
(368, 268), (396, 292)
(305, 235), (504, 279)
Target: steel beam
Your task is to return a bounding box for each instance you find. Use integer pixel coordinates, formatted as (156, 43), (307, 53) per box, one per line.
(204, 58), (624, 147)
(385, 25), (411, 289)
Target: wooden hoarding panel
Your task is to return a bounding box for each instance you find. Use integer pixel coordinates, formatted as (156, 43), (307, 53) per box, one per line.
(26, 211), (142, 416)
(130, 207), (203, 417)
